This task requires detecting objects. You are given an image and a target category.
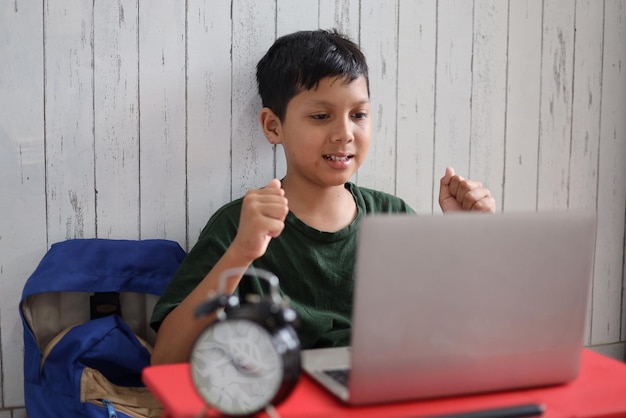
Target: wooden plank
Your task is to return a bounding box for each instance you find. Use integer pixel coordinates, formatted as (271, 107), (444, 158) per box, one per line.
(593, 0), (626, 345)
(319, 0), (360, 41)
(396, 0), (437, 214)
(186, 0), (232, 247)
(44, 0), (96, 242)
(569, 0), (603, 214)
(433, 0), (473, 212)
(469, 0), (508, 210)
(358, 0), (399, 194)
(138, 1), (186, 244)
(503, 0), (542, 211)
(277, 0), (318, 34)
(44, 4), (98, 408)
(0, 0), (46, 407)
(569, 0), (604, 345)
(274, 0), (319, 180)
(231, 0), (276, 198)
(536, 1), (575, 210)
(94, 0), (140, 239)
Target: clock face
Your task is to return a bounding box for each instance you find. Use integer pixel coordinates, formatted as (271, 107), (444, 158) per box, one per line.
(190, 318), (283, 415)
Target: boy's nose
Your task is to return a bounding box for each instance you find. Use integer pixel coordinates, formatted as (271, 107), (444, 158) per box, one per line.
(330, 116), (354, 143)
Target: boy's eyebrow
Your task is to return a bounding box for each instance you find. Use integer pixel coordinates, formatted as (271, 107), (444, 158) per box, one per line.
(303, 98), (371, 107)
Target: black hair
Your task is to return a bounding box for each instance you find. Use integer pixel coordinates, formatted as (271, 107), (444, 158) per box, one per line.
(256, 29), (369, 121)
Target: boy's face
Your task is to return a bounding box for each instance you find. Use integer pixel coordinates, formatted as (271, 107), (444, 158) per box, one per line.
(262, 75), (371, 188)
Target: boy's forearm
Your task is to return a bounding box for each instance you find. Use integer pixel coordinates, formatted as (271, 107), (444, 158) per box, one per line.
(150, 246), (256, 365)
(151, 299), (213, 364)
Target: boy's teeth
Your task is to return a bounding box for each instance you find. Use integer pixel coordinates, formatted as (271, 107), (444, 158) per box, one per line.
(326, 155), (349, 161)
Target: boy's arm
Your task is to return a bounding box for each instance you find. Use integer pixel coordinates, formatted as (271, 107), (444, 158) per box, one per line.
(151, 179), (288, 365)
(438, 166), (496, 213)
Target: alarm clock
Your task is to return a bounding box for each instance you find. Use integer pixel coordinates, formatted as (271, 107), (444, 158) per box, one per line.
(189, 267), (301, 416)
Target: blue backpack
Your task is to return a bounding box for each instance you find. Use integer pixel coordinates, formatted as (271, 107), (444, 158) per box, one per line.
(20, 239), (186, 417)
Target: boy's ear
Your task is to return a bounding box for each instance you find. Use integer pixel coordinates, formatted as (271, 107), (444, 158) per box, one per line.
(260, 107), (282, 145)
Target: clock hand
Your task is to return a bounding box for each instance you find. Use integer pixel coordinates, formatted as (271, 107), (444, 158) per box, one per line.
(198, 341), (272, 377)
(231, 351), (273, 376)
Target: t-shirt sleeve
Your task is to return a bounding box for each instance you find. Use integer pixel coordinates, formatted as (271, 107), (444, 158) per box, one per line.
(149, 202), (241, 332)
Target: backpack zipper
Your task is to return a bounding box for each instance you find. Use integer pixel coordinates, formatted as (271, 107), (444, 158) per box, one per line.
(102, 399), (118, 418)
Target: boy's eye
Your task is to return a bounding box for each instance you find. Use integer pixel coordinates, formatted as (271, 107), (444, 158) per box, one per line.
(309, 112), (368, 121)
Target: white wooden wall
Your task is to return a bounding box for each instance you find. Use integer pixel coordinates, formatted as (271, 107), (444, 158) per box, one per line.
(1, 0), (625, 411)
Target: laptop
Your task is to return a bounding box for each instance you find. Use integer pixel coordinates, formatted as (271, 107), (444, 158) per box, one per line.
(302, 212), (597, 405)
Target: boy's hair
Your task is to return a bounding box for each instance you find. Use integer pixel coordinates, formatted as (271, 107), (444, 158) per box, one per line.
(256, 29), (369, 121)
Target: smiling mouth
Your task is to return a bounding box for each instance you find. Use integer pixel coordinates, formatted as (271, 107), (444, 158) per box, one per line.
(323, 154), (353, 162)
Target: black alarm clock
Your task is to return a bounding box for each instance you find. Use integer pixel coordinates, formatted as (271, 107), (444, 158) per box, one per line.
(189, 267), (301, 416)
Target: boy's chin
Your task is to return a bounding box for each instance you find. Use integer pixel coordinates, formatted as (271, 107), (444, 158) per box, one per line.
(323, 174), (355, 187)
(286, 171), (357, 188)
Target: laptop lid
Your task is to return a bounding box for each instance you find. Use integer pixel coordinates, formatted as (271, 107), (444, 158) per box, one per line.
(303, 212), (597, 405)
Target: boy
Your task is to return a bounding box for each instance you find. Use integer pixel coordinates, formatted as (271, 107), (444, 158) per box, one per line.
(150, 30), (495, 365)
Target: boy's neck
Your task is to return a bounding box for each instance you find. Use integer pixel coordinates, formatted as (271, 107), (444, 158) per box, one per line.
(281, 177), (357, 232)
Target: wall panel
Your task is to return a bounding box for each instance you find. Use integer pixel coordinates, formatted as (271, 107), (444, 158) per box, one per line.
(469, 0), (508, 209)
(44, 0), (96, 242)
(0, 0), (46, 407)
(319, 0), (360, 41)
(593, 0), (626, 345)
(138, 1), (186, 243)
(187, 0), (233, 247)
(396, 0), (436, 213)
(503, 0), (542, 211)
(536, 1), (576, 211)
(231, 0), (276, 198)
(569, 0), (604, 344)
(358, 0), (399, 194)
(94, 0), (140, 239)
(433, 0), (473, 212)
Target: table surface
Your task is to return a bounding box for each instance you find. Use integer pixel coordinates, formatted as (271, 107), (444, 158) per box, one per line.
(143, 349), (626, 418)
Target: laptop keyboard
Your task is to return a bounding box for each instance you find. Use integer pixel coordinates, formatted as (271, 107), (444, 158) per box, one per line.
(323, 369), (350, 387)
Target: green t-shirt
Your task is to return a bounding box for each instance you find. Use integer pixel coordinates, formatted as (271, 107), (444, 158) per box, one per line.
(150, 182), (415, 348)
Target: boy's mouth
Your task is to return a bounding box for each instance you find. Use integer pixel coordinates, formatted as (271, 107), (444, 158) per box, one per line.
(323, 154), (353, 162)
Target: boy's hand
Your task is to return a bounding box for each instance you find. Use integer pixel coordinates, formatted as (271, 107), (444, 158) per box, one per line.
(231, 179), (289, 261)
(439, 167), (496, 213)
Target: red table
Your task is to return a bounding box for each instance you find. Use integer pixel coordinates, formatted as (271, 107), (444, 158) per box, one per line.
(143, 349), (626, 418)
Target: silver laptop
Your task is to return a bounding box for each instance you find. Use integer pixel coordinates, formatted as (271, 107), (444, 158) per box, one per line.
(302, 212), (597, 405)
